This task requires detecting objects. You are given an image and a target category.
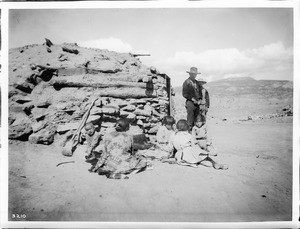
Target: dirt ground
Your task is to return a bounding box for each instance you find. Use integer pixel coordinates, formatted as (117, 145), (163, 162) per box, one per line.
(8, 117), (292, 222)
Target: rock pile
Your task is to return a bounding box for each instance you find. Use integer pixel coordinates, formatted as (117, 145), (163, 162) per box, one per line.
(9, 42), (173, 145)
(238, 104), (293, 122)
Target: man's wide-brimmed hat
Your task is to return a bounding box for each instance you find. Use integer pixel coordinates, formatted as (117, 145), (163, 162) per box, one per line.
(186, 67), (201, 75)
(195, 75), (207, 83)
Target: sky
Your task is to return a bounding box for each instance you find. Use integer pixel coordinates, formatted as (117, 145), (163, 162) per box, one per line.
(9, 7), (294, 86)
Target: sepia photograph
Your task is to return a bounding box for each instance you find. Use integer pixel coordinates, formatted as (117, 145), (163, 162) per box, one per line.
(6, 4), (296, 224)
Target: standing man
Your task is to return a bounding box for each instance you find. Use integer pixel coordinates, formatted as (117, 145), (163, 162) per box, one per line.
(182, 67), (202, 130)
(182, 67), (209, 129)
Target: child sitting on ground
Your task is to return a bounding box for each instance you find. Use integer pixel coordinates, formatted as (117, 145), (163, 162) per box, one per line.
(83, 122), (102, 161)
(191, 114), (217, 156)
(166, 119), (228, 169)
(135, 115), (176, 161)
(156, 115), (176, 155)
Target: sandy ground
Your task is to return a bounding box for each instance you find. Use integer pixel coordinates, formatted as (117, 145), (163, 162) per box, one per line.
(8, 117), (292, 222)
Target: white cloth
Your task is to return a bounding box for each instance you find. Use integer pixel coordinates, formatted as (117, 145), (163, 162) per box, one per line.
(169, 131), (207, 164)
(156, 125), (174, 144)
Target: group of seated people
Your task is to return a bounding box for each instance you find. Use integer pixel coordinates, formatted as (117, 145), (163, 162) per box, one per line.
(82, 115), (228, 179)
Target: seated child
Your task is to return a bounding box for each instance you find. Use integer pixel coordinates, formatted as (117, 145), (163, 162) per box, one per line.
(156, 115), (176, 154)
(166, 119), (228, 169)
(83, 122), (102, 161)
(191, 114), (217, 156)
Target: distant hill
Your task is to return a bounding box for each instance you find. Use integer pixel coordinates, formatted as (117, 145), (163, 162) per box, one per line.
(174, 77), (292, 98)
(172, 77), (293, 120)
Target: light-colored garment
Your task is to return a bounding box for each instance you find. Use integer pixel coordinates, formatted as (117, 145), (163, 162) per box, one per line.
(192, 124), (211, 144)
(156, 125), (174, 144)
(192, 124), (216, 155)
(156, 125), (175, 154)
(169, 131), (207, 164)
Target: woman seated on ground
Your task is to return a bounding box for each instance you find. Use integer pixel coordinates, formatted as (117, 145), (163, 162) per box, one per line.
(164, 119), (228, 169)
(91, 118), (152, 179)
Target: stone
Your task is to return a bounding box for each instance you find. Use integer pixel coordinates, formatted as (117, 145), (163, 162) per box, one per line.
(144, 104), (152, 112)
(151, 98), (160, 103)
(115, 100), (128, 108)
(152, 109), (161, 117)
(121, 105), (136, 112)
(10, 104), (25, 113)
(13, 96), (32, 104)
(134, 108), (152, 117)
(36, 100), (51, 108)
(101, 115), (118, 123)
(106, 102), (119, 110)
(118, 102), (129, 108)
(136, 115), (147, 120)
(127, 113), (136, 120)
(62, 46), (79, 55)
(9, 116), (16, 125)
(143, 123), (151, 128)
(129, 99), (147, 105)
(29, 126), (56, 145)
(11, 116), (32, 126)
(89, 60), (121, 73)
(54, 103), (67, 110)
(150, 117), (159, 123)
(9, 115), (32, 137)
(90, 107), (102, 115)
(9, 87), (27, 98)
(31, 108), (48, 121)
(148, 125), (160, 134)
(90, 106), (119, 116)
(102, 106), (119, 115)
(32, 121), (47, 133)
(101, 122), (115, 128)
(137, 120), (144, 126)
(120, 111), (137, 121)
(14, 80), (34, 94)
(9, 123), (33, 140)
(150, 123), (157, 127)
(159, 99), (169, 105)
(94, 99), (102, 107)
(87, 115), (101, 123)
(57, 122), (79, 134)
(45, 38), (53, 47)
(99, 98), (110, 106)
(23, 103), (35, 115)
(120, 110), (131, 117)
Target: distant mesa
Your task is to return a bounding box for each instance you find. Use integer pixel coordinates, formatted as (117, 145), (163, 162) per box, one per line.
(219, 76), (256, 82)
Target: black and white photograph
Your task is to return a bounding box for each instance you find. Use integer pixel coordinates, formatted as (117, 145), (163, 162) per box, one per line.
(3, 2), (299, 225)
